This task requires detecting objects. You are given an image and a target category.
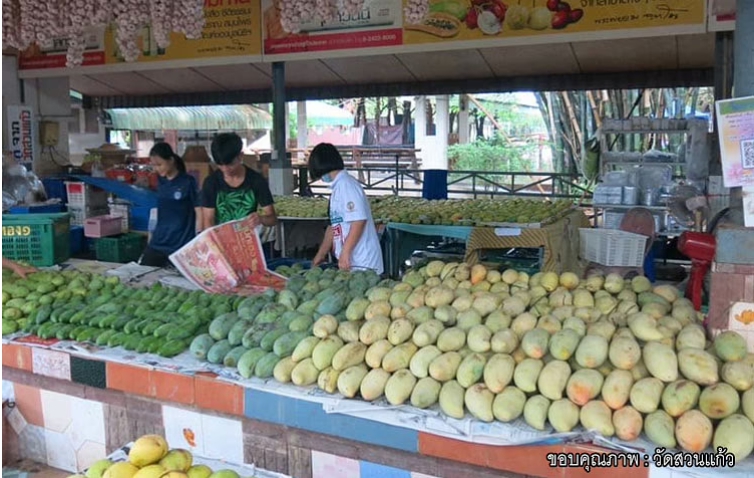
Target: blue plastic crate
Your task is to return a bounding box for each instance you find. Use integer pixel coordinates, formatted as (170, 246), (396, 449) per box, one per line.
(131, 206), (151, 231)
(9, 203), (66, 214)
(42, 178), (68, 203)
(70, 226), (85, 255)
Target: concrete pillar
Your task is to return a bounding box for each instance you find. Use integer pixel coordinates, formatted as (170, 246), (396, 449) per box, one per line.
(269, 61), (294, 196)
(296, 101), (307, 161)
(458, 94), (470, 145)
(414, 96), (427, 167)
(729, 0), (754, 224)
(434, 95), (450, 170)
(23, 76), (71, 177)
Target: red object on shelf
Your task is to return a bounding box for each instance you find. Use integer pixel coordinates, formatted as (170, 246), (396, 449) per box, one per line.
(105, 168), (136, 184)
(135, 170), (159, 190)
(678, 231), (717, 311)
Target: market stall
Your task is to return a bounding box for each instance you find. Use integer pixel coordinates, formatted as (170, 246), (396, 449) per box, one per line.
(3, 256), (754, 478)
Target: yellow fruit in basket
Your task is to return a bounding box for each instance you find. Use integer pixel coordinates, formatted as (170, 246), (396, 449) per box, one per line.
(134, 466), (166, 478)
(159, 450), (193, 472)
(103, 463), (139, 478)
(86, 460), (113, 478)
(159, 472), (188, 478)
(129, 435), (169, 467)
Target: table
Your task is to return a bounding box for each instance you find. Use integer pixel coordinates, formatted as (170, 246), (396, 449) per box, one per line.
(465, 209), (590, 275)
(2, 260), (747, 478)
(384, 210), (589, 278)
(384, 223), (475, 278)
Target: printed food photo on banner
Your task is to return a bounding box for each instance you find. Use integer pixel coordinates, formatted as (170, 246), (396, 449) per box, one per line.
(263, 0), (403, 55)
(17, 0), (261, 70)
(402, 0), (706, 45)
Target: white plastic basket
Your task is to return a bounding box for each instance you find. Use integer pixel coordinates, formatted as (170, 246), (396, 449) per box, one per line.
(579, 228), (648, 267)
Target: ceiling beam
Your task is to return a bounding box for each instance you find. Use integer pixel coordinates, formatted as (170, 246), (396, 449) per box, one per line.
(84, 67), (714, 109)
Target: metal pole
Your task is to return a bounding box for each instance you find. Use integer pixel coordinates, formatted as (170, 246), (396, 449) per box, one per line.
(270, 61), (294, 195)
(272, 61), (287, 166)
(729, 0), (754, 223)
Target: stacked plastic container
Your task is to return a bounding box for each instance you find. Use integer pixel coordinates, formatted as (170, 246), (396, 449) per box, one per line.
(65, 181), (109, 226)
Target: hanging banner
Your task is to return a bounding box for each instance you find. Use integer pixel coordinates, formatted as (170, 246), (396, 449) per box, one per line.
(402, 0), (707, 47)
(262, 0), (403, 55)
(262, 0), (706, 57)
(708, 0), (735, 32)
(715, 96), (754, 189)
(6, 105), (36, 167)
(18, 0), (262, 71)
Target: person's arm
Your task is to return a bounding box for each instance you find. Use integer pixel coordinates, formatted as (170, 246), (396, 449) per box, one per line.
(200, 175), (216, 230)
(254, 175), (277, 226)
(313, 226), (333, 265)
(258, 204), (278, 227)
(202, 208), (216, 230)
(3, 258), (36, 278)
(195, 208), (204, 233)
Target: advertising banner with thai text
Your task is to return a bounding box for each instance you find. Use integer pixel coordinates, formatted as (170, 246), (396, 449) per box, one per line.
(262, 0), (403, 56)
(402, 0), (707, 48)
(18, 0), (262, 71)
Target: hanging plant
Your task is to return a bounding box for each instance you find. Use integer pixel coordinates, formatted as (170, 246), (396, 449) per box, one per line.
(1, 0), (205, 67)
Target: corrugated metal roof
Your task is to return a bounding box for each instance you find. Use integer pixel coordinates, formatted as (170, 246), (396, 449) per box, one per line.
(105, 105), (272, 131)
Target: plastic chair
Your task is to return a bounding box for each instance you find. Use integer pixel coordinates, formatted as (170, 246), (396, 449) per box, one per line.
(586, 207), (656, 279)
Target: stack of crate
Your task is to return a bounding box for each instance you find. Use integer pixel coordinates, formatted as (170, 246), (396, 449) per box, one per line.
(65, 181), (109, 227)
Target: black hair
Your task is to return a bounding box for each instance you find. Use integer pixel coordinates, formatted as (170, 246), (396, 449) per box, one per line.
(211, 133), (244, 165)
(149, 142), (186, 173)
(308, 143), (344, 180)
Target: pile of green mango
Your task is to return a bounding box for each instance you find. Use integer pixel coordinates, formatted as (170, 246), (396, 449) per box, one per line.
(2, 268), (239, 358)
(189, 267), (385, 379)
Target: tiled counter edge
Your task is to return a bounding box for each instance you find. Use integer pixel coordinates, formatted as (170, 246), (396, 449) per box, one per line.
(2, 343), (646, 478)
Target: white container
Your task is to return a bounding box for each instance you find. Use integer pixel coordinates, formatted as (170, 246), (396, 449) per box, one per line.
(68, 205), (109, 227)
(579, 228), (648, 267)
(603, 211), (625, 230)
(108, 203), (130, 233)
(622, 187), (638, 205)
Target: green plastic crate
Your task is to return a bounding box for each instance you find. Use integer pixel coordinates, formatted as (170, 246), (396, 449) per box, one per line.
(94, 233), (146, 263)
(2, 213), (71, 266)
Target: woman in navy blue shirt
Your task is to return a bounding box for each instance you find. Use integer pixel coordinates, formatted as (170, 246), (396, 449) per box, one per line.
(139, 143), (201, 268)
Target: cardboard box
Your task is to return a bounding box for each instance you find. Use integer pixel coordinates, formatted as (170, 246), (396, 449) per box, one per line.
(186, 162), (214, 188)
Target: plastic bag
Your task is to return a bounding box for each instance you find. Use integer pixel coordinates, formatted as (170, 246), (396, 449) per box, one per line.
(2, 162), (48, 210)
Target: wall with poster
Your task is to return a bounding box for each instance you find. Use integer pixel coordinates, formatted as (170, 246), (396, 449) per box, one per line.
(5, 105), (36, 167)
(262, 0), (403, 57)
(262, 0), (707, 58)
(18, 0), (262, 71)
(401, 0), (707, 49)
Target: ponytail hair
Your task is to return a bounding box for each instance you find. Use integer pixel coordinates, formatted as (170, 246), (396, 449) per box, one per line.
(150, 142), (186, 174)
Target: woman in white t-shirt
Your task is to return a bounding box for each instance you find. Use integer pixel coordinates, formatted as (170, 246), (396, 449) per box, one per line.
(309, 143), (384, 275)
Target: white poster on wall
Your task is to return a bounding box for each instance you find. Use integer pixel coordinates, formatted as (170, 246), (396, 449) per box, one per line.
(6, 105), (35, 167)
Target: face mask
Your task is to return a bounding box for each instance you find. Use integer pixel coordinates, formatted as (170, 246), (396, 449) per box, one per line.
(321, 174), (333, 183)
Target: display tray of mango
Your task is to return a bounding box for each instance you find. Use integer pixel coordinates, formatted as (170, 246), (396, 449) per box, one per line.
(3, 259), (752, 478)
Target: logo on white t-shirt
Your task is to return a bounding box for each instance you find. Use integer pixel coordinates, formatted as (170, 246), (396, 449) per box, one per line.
(347, 201), (355, 212)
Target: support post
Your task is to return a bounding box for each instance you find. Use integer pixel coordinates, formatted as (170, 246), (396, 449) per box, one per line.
(728, 1), (754, 224)
(269, 61), (293, 196)
(458, 95), (469, 145)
